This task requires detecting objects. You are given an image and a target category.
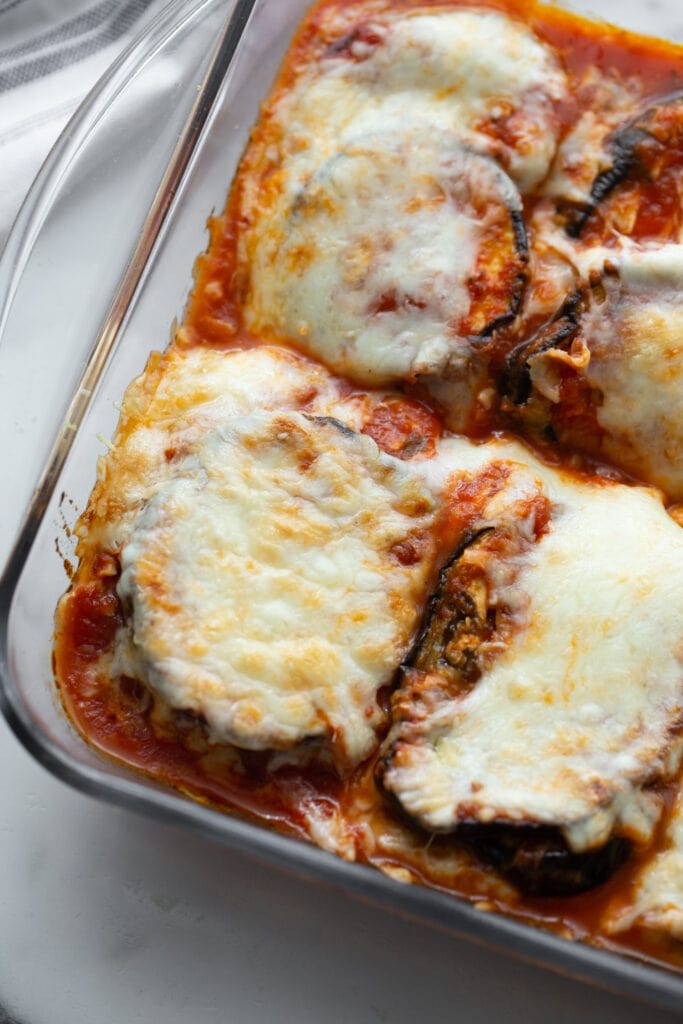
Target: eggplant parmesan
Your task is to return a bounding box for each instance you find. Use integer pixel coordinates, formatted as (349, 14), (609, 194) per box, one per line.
(55, 0), (683, 977)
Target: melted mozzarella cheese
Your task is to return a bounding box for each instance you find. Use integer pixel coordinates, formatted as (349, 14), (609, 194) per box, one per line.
(238, 7), (564, 398)
(270, 8), (566, 191)
(115, 410), (438, 772)
(528, 245), (683, 499)
(381, 448), (683, 852)
(245, 128), (523, 389)
(605, 790), (683, 939)
(542, 69), (641, 205)
(85, 344), (342, 554)
(592, 252), (683, 499)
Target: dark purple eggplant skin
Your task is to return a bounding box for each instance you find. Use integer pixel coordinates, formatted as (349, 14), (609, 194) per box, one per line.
(462, 825), (631, 898)
(502, 289), (586, 406)
(562, 91), (683, 237)
(404, 527), (493, 687)
(305, 414), (357, 439)
(501, 262), (621, 413)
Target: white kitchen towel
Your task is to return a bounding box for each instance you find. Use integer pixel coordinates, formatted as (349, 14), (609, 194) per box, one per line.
(0, 0), (169, 254)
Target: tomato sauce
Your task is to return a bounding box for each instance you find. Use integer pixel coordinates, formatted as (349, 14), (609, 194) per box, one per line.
(55, 568), (683, 972)
(362, 397), (441, 460)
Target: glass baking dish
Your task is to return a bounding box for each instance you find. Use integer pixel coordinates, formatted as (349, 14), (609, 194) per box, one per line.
(2, 0), (683, 1010)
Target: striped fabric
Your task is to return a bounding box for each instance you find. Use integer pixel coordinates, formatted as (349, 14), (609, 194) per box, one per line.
(0, 0), (168, 252)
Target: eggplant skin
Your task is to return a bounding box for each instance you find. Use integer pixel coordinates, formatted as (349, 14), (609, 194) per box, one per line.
(563, 91), (683, 238)
(501, 267), (617, 410)
(502, 289), (586, 406)
(462, 825), (631, 898)
(477, 205), (529, 339)
(405, 527), (494, 689)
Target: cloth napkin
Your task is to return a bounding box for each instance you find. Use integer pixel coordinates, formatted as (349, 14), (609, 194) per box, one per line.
(0, 0), (170, 254)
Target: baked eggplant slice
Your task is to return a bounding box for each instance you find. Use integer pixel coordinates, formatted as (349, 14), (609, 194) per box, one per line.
(315, 7), (567, 191)
(563, 92), (683, 239)
(502, 245), (683, 499)
(378, 455), (683, 894)
(254, 6), (567, 193)
(114, 410), (439, 774)
(245, 128), (528, 391)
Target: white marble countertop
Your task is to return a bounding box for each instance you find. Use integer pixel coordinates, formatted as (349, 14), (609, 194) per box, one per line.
(2, 0), (683, 1021)
(2, 711), (683, 1024)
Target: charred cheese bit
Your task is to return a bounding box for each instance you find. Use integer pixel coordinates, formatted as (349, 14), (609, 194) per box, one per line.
(115, 411), (438, 773)
(605, 790), (683, 940)
(507, 245), (683, 500)
(245, 128), (526, 389)
(267, 8), (566, 192)
(380, 453), (683, 853)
